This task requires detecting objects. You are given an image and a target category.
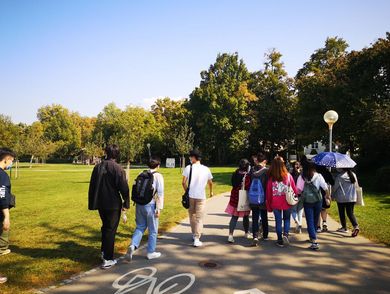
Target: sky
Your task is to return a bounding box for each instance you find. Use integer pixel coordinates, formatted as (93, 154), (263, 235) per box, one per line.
(0, 0), (389, 124)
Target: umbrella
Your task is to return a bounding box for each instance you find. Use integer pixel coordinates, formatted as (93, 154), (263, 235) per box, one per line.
(312, 152), (356, 168)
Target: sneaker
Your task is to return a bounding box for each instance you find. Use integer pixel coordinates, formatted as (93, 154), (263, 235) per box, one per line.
(124, 245), (135, 262)
(282, 235), (290, 246)
(228, 235), (235, 243)
(193, 239), (203, 247)
(309, 242), (320, 250)
(252, 237), (259, 246)
(147, 252), (161, 260)
(245, 232), (251, 239)
(352, 227), (360, 237)
(0, 249), (11, 257)
(101, 259), (117, 269)
(336, 227), (349, 233)
(322, 223), (328, 232)
(262, 236), (269, 241)
(316, 227), (322, 233)
(0, 275), (7, 284)
(276, 240), (284, 248)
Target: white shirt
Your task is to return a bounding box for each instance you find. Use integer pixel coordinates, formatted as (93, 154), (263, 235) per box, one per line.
(150, 169), (164, 210)
(183, 163), (213, 200)
(296, 172), (328, 194)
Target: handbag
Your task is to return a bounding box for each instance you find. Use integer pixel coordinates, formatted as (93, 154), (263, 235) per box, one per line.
(285, 176), (298, 206)
(237, 174), (250, 211)
(355, 179), (364, 206)
(181, 165), (192, 209)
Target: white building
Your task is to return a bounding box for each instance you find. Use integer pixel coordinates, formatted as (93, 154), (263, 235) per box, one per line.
(303, 141), (327, 158)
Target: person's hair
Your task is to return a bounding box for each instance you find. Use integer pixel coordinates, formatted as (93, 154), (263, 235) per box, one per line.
(0, 148), (16, 161)
(316, 165), (335, 185)
(189, 149), (201, 161)
(257, 152), (268, 163)
(343, 168), (356, 184)
(300, 155), (309, 169)
(148, 156), (161, 169)
(238, 159), (250, 171)
(105, 144), (120, 160)
(267, 156), (288, 182)
(302, 161), (317, 181)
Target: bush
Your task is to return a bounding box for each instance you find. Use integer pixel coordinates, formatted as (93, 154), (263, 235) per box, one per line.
(375, 166), (390, 192)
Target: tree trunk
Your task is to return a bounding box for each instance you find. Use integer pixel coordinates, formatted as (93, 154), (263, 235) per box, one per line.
(15, 160), (19, 179)
(126, 161), (131, 181)
(29, 155), (34, 168)
(181, 155), (185, 172)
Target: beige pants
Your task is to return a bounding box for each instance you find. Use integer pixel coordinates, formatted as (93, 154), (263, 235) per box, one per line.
(189, 198), (206, 239)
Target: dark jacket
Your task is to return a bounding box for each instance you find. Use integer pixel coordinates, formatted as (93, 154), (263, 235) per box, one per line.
(249, 165), (268, 209)
(88, 160), (130, 210)
(229, 169), (251, 208)
(0, 168), (11, 209)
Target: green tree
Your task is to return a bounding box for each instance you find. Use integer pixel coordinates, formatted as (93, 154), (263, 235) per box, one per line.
(188, 53), (255, 163)
(248, 50), (296, 155)
(0, 115), (18, 149)
(173, 121), (195, 170)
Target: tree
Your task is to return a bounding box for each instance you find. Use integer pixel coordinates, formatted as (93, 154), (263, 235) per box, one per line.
(248, 50), (296, 155)
(37, 104), (81, 158)
(173, 121), (195, 170)
(188, 53), (256, 164)
(0, 115), (18, 149)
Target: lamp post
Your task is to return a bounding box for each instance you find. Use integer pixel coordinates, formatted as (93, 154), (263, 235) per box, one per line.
(146, 143), (151, 160)
(323, 110), (339, 152)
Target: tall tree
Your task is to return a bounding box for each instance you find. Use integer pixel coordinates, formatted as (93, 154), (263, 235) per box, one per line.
(173, 120), (195, 170)
(188, 53), (256, 163)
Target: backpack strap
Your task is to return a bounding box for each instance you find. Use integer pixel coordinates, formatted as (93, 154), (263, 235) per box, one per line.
(186, 165), (193, 194)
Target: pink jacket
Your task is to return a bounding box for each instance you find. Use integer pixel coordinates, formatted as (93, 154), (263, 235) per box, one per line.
(266, 173), (298, 211)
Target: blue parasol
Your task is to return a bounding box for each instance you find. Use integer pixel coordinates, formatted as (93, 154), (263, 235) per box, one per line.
(312, 152), (356, 168)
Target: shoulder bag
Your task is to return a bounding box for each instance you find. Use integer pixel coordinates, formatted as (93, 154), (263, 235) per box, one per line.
(181, 165), (192, 209)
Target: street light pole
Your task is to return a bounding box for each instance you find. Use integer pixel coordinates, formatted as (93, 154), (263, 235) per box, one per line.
(323, 110), (339, 152)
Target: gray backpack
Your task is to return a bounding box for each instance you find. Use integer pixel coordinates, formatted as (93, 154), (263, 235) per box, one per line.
(302, 180), (322, 204)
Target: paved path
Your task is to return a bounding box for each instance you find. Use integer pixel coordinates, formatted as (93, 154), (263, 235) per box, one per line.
(46, 193), (390, 294)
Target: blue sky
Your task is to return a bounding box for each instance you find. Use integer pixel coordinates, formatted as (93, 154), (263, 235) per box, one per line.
(1, 0), (389, 124)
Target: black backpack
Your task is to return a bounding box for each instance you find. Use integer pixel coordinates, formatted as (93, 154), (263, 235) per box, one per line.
(131, 170), (156, 205)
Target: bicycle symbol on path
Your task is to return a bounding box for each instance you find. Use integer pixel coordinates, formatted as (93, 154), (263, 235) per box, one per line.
(112, 267), (195, 294)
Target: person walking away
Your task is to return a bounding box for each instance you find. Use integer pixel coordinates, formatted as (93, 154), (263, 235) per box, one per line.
(296, 161), (330, 250)
(249, 152), (269, 246)
(182, 150), (213, 247)
(88, 145), (130, 269)
(125, 157), (164, 261)
(266, 156), (297, 247)
(332, 168), (360, 237)
(316, 165), (335, 232)
(225, 159), (251, 243)
(290, 161), (303, 233)
(0, 148), (16, 284)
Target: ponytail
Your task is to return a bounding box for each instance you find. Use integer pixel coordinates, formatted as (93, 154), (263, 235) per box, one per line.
(345, 169), (356, 184)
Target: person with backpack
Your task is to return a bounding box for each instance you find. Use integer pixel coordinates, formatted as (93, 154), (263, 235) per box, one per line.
(296, 161), (330, 250)
(0, 148), (16, 284)
(182, 149), (213, 247)
(249, 152), (269, 246)
(225, 159), (251, 243)
(88, 145), (130, 269)
(332, 168), (360, 237)
(125, 156), (164, 261)
(290, 161), (303, 234)
(266, 156), (297, 248)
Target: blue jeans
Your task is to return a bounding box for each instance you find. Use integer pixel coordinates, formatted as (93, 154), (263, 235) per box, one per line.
(304, 201), (322, 241)
(131, 203), (159, 253)
(273, 209), (291, 241)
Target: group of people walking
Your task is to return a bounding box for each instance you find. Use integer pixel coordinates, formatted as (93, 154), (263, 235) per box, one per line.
(226, 152), (361, 251)
(0, 144), (362, 281)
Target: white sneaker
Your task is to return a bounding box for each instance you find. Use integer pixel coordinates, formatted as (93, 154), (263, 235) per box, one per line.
(228, 235), (235, 243)
(147, 252), (161, 260)
(245, 232), (251, 239)
(193, 239), (203, 247)
(124, 245), (135, 262)
(0, 275), (7, 284)
(101, 259), (117, 269)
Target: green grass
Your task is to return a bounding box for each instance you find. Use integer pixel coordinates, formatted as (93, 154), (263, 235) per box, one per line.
(0, 164), (234, 294)
(328, 191), (390, 246)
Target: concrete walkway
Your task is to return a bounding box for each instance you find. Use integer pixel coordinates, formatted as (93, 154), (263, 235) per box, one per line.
(46, 193), (390, 294)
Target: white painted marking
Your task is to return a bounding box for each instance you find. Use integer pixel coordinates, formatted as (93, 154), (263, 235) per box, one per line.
(112, 267), (195, 294)
(234, 289), (266, 294)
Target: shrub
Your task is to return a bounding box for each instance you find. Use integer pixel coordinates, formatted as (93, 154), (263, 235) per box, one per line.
(375, 166), (390, 192)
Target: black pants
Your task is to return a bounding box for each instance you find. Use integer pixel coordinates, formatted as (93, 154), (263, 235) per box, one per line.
(337, 202), (358, 229)
(98, 209), (121, 260)
(229, 215), (249, 234)
(251, 207), (269, 239)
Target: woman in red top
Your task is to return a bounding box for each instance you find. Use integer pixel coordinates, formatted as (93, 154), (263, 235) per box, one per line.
(266, 156), (297, 247)
(225, 159), (251, 243)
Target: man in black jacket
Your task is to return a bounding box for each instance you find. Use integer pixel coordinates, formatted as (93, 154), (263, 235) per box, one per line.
(88, 144), (129, 269)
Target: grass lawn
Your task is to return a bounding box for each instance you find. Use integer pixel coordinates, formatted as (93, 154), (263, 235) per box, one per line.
(0, 164), (234, 294)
